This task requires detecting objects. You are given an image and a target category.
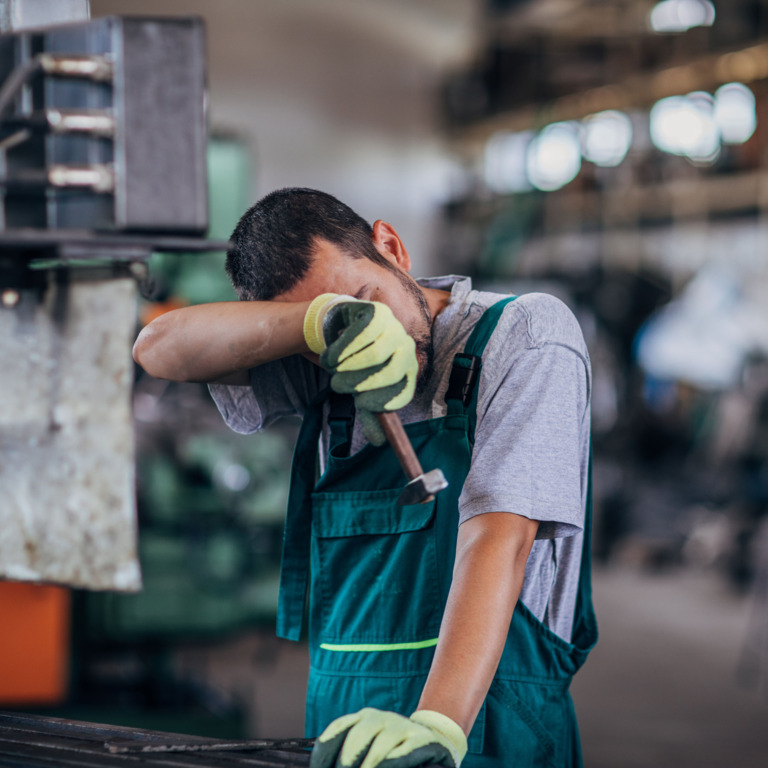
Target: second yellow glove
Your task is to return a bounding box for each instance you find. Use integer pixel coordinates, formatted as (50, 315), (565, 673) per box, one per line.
(310, 707), (467, 768)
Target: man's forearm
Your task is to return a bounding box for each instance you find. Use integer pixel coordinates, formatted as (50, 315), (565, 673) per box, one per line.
(417, 512), (538, 735)
(133, 300), (313, 382)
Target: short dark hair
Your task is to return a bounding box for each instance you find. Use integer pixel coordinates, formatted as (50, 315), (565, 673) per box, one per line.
(225, 187), (391, 300)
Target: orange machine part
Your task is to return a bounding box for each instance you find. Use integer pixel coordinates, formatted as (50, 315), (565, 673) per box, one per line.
(0, 582), (70, 705)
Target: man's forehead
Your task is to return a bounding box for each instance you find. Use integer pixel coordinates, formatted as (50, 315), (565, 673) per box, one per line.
(273, 244), (365, 301)
(310, 235), (357, 261)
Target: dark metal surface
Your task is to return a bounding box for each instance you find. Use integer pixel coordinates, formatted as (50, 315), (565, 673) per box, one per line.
(105, 738), (316, 755)
(0, 228), (230, 290)
(0, 228), (230, 256)
(0, 712), (312, 767)
(0, 713), (445, 768)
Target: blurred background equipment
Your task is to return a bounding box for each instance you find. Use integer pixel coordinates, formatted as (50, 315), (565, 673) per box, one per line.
(436, 0), (768, 589)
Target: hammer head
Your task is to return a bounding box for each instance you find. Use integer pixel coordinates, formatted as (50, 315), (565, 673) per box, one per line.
(397, 468), (449, 506)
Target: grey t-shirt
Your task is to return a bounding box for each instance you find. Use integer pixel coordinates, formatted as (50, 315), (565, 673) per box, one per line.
(209, 276), (591, 642)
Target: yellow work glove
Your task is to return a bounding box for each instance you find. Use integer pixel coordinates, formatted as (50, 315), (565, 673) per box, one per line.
(310, 708), (467, 768)
(303, 293), (418, 446)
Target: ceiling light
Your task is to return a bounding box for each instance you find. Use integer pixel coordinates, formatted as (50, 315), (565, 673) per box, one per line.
(484, 131), (534, 193)
(650, 0), (716, 33)
(650, 92), (720, 163)
(526, 122), (582, 192)
(714, 82), (757, 144)
(581, 110), (633, 167)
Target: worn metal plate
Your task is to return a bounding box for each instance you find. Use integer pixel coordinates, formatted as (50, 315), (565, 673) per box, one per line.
(118, 16), (208, 231)
(0, 274), (141, 591)
(0, 712), (312, 767)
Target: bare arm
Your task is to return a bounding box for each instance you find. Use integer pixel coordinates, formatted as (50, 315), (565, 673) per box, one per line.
(133, 300), (314, 383)
(417, 511), (539, 734)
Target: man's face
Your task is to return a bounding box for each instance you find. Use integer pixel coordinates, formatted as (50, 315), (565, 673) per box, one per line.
(274, 238), (433, 390)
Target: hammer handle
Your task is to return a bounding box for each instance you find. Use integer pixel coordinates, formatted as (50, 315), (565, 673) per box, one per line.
(376, 411), (424, 481)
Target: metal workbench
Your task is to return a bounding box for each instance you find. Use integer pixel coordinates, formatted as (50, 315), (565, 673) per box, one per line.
(0, 712), (312, 767)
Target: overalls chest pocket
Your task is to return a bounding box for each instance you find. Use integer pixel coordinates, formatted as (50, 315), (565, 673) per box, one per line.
(310, 489), (443, 646)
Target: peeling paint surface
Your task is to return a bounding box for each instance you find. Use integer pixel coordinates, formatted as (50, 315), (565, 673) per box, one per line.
(0, 276), (141, 591)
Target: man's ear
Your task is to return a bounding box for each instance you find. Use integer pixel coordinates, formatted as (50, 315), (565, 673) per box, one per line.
(372, 220), (412, 272)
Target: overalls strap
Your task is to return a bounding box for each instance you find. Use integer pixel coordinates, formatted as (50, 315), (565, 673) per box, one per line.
(573, 449), (598, 653)
(445, 296), (518, 441)
(463, 296), (519, 357)
(328, 392), (355, 454)
(276, 390), (327, 641)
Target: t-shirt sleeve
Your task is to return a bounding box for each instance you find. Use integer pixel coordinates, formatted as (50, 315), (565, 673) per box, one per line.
(458, 295), (591, 539)
(208, 354), (327, 434)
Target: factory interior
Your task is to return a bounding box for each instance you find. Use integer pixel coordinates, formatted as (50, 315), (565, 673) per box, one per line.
(1, 0), (768, 766)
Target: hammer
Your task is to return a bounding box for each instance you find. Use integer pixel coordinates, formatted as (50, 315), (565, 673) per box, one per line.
(320, 303), (447, 505)
(377, 411), (448, 505)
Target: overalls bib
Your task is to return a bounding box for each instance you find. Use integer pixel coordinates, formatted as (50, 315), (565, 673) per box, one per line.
(277, 298), (598, 767)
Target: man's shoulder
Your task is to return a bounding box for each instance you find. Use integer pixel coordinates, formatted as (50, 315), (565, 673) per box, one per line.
(465, 290), (586, 355)
(510, 292), (586, 350)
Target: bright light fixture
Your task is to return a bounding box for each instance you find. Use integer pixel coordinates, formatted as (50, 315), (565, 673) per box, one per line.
(650, 0), (716, 33)
(649, 92), (720, 163)
(484, 131), (534, 193)
(714, 82), (757, 144)
(581, 110), (634, 167)
(526, 122), (582, 191)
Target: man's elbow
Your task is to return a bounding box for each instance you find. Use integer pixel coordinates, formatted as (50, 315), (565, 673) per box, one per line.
(133, 320), (184, 381)
(133, 324), (159, 375)
(457, 512), (539, 565)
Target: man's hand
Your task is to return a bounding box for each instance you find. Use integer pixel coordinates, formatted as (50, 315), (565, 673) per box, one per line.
(303, 293), (418, 445)
(311, 708), (467, 768)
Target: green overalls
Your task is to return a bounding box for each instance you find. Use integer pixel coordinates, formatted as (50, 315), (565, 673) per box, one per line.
(277, 298), (598, 767)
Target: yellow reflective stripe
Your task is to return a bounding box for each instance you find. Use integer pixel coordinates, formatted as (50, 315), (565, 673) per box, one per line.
(319, 638), (439, 653)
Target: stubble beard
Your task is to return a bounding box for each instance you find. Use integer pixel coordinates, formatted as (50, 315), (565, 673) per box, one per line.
(395, 271), (435, 397)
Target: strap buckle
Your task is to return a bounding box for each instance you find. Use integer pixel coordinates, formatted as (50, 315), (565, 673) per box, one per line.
(328, 392), (355, 423)
(445, 353), (481, 406)
(328, 392), (355, 454)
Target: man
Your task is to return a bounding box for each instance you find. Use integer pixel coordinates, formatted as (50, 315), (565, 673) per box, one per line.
(133, 188), (597, 768)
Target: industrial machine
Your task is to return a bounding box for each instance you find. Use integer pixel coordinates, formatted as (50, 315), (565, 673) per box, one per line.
(0, 14), (223, 593)
(0, 9), (248, 731)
